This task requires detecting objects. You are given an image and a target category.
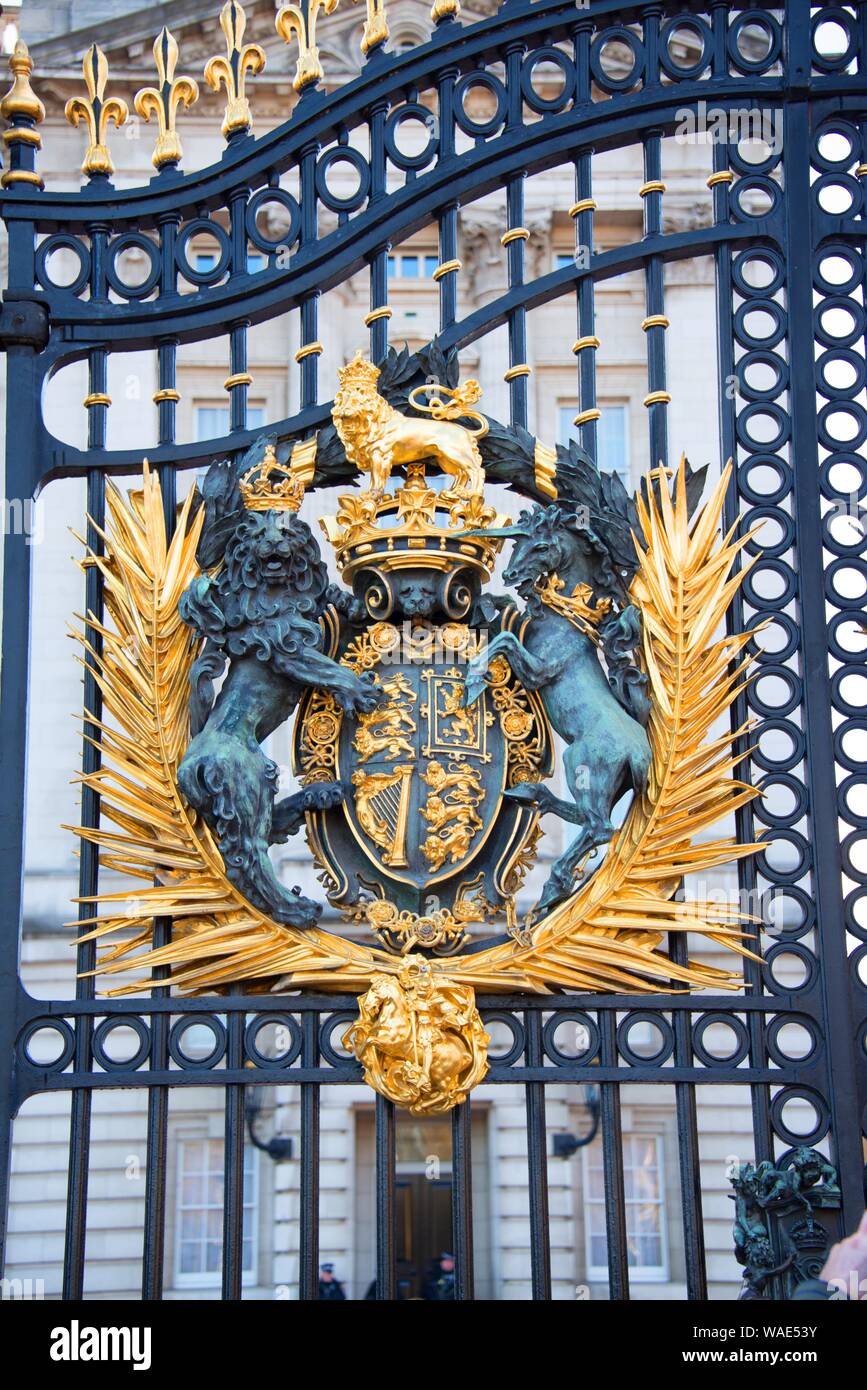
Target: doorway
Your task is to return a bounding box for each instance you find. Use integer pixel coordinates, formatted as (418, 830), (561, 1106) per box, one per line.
(354, 1106), (491, 1298)
(395, 1172), (453, 1299)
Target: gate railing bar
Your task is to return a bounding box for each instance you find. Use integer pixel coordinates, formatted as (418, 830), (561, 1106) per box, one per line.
(63, 331), (109, 1297)
(708, 20), (778, 1291)
(374, 1093), (396, 1300)
(783, 42), (864, 1227)
(571, 15), (597, 458)
(641, 129), (668, 470)
(451, 1098), (474, 1300)
(435, 53), (459, 336)
(639, 102), (709, 1298)
(19, 989), (791, 1018)
(524, 1009), (551, 1299)
(669, 934), (708, 1301)
(504, 26), (528, 433)
(298, 140), (321, 410)
(299, 1011), (320, 1299)
(15, 1062), (805, 1095)
(228, 320), (251, 434)
(141, 451), (179, 1298)
(33, 224), (773, 483)
(0, 349), (40, 1278)
(222, 1015), (246, 1301)
(599, 1011), (630, 1300)
(366, 88), (390, 365)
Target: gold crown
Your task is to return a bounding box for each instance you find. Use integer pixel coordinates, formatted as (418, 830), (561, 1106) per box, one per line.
(320, 463), (509, 580)
(337, 353), (380, 391)
(239, 440), (315, 512)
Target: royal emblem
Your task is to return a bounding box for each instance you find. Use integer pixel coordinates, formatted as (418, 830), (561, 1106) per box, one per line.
(68, 341), (763, 1112)
(291, 468), (554, 951)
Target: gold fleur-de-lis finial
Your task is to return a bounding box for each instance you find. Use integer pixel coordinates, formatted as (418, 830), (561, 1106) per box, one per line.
(204, 1), (266, 140)
(350, 0), (389, 56)
(134, 27), (199, 170)
(65, 45), (129, 178)
(275, 0), (340, 93)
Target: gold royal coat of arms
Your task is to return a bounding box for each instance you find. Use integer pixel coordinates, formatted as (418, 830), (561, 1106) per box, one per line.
(70, 342), (762, 1114)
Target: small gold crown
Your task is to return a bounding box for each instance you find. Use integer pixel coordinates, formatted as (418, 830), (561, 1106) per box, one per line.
(337, 351), (380, 391)
(239, 442), (309, 512)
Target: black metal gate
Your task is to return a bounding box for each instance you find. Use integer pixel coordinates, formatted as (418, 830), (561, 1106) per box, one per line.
(0, 0), (865, 1301)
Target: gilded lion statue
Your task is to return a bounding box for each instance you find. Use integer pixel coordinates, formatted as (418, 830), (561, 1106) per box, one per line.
(333, 351), (486, 502)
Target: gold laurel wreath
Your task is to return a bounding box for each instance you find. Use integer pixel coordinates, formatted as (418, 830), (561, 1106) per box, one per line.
(70, 460), (762, 997)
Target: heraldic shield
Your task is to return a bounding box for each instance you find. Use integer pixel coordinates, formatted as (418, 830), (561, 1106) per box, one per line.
(69, 341), (764, 1113)
(293, 620), (553, 952)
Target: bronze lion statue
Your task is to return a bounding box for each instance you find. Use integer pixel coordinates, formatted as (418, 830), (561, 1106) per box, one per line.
(178, 453), (379, 928)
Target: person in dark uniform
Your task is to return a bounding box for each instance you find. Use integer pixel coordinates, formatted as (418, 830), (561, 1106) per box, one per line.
(422, 1251), (455, 1300)
(318, 1262), (347, 1300)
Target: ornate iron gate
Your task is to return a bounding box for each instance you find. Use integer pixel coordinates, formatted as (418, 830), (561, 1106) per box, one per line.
(0, 0), (865, 1301)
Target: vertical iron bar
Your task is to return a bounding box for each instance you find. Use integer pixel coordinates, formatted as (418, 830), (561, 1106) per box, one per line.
(141, 361), (179, 1297)
(572, 18), (598, 458)
(437, 203), (459, 335)
(64, 211), (108, 1293)
(783, 22), (864, 1224)
(641, 131), (669, 469)
(572, 151), (598, 459)
(451, 1099), (474, 1300)
(298, 140), (321, 408)
(0, 215), (43, 1271)
(367, 95), (391, 364)
(299, 1011), (320, 1299)
(227, 321), (250, 434)
(709, 2), (776, 1289)
(504, 173), (528, 432)
(504, 36), (528, 431)
(669, 936), (707, 1300)
(374, 1093), (396, 1300)
(436, 62), (459, 334)
(524, 1009), (551, 1299)
(600, 1012), (629, 1299)
(63, 334), (108, 1298)
(222, 1014), (245, 1301)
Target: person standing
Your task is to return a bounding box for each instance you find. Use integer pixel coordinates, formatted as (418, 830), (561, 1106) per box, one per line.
(318, 1262), (347, 1300)
(422, 1252), (455, 1300)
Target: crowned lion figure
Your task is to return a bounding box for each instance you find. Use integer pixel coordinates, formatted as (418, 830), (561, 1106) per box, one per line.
(333, 351), (485, 503)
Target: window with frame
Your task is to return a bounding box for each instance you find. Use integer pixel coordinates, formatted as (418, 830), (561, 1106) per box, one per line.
(387, 252), (439, 280)
(558, 403), (629, 485)
(582, 1132), (669, 1282)
(195, 404), (266, 441)
(174, 1137), (258, 1287)
(193, 250), (266, 276)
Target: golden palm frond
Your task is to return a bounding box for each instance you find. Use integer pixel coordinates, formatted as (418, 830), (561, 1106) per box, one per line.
(70, 458), (761, 997)
(68, 462), (379, 995)
(448, 459), (763, 993)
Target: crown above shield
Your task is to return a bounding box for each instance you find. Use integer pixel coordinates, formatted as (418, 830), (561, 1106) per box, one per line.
(320, 463), (510, 582)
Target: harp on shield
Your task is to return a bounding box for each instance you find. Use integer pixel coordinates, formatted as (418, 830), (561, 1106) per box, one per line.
(351, 764), (413, 867)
